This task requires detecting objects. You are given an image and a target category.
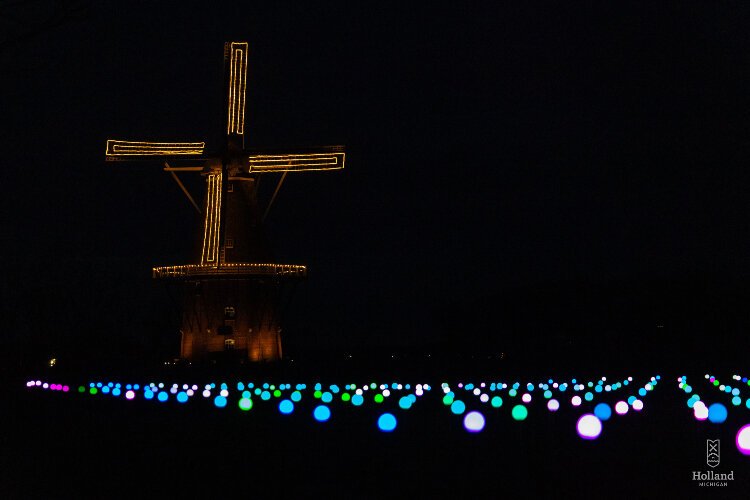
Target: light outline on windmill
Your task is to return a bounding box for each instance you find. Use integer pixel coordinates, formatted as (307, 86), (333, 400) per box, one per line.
(227, 42), (248, 136)
(106, 140), (205, 158)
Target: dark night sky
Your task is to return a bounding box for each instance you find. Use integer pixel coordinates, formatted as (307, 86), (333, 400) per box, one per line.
(2, 1), (750, 365)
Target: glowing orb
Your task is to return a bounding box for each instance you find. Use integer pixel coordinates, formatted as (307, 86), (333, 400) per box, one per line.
(399, 397), (412, 410)
(547, 399), (560, 412)
(708, 403), (728, 424)
(615, 401), (628, 415)
(451, 400), (466, 415)
(313, 405), (331, 422)
(463, 411), (486, 433)
(522, 393), (532, 403)
(279, 399), (294, 414)
(378, 413), (397, 432)
(737, 424), (750, 455)
(321, 392), (333, 403)
(571, 396), (582, 407)
(213, 396), (227, 408)
(176, 392), (188, 403)
(123, 390), (135, 400)
(374, 394), (384, 404)
(238, 398), (253, 411)
(576, 414), (603, 440)
(511, 405), (528, 421)
(491, 396), (503, 408)
(352, 394), (364, 406)
(594, 403), (612, 421)
(157, 392), (168, 402)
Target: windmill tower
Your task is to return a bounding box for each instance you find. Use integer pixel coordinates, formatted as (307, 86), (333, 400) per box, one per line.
(105, 42), (345, 362)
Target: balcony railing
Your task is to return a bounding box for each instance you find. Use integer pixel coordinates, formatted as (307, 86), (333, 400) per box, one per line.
(153, 263), (307, 279)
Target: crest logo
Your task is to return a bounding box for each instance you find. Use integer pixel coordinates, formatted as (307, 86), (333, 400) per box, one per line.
(706, 439), (720, 468)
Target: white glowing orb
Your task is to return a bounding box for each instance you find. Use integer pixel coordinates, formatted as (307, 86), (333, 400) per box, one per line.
(571, 396), (582, 407)
(615, 401), (628, 415)
(577, 414), (603, 440)
(694, 402), (709, 421)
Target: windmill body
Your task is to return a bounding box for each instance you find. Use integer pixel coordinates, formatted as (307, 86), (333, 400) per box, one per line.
(106, 42), (345, 362)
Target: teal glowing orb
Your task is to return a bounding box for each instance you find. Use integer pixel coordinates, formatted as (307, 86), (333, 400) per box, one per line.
(313, 405), (331, 422)
(378, 413), (397, 432)
(279, 399), (294, 414)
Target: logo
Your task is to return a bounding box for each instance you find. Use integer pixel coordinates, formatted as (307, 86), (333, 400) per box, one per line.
(707, 439), (720, 468)
(692, 438), (734, 487)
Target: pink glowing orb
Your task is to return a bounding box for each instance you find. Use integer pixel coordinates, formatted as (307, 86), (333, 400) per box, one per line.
(522, 393), (532, 403)
(737, 424), (750, 456)
(63, 386), (69, 392)
(576, 414), (603, 440)
(547, 399), (560, 412)
(615, 401), (628, 415)
(632, 399), (644, 411)
(125, 390), (135, 400)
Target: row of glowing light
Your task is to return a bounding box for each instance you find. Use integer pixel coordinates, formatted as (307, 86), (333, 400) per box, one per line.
(29, 376), (656, 439)
(703, 373), (750, 409)
(677, 374), (750, 456)
(442, 376), (657, 436)
(200, 172), (222, 265)
(152, 263), (307, 278)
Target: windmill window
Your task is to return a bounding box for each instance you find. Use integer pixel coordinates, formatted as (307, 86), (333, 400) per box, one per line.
(224, 306), (236, 319)
(224, 339), (235, 350)
(225, 237), (234, 248)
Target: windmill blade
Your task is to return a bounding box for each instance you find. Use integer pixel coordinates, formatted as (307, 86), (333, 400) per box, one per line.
(243, 146), (346, 173)
(105, 139), (206, 161)
(226, 41), (248, 138)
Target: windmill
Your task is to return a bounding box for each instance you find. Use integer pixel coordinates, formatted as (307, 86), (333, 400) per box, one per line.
(106, 42), (345, 362)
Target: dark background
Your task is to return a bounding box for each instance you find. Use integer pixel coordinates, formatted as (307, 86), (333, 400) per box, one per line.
(2, 1), (750, 371)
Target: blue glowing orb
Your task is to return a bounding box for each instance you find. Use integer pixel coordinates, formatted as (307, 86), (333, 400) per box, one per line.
(707, 403), (728, 424)
(450, 400), (466, 415)
(279, 399), (294, 414)
(313, 405), (331, 422)
(377, 413), (397, 432)
(214, 396), (227, 408)
(594, 403), (612, 421)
